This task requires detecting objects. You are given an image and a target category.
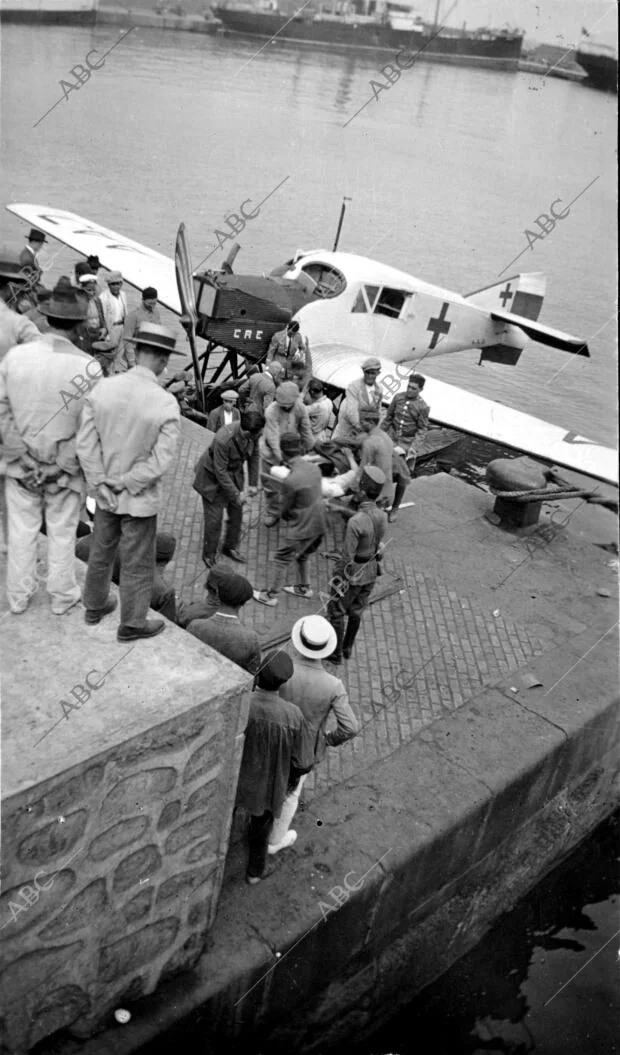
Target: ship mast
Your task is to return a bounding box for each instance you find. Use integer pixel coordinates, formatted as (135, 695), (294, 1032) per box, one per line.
(432, 0), (441, 32)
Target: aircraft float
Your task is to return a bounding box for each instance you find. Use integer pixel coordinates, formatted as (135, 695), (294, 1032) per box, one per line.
(6, 202), (617, 488)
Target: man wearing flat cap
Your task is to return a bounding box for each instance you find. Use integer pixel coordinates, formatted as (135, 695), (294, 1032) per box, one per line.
(326, 464), (388, 665)
(76, 322), (182, 641)
(236, 650), (314, 884)
(267, 616), (359, 855)
(206, 390), (240, 434)
(254, 432), (326, 607)
(123, 286), (161, 369)
(188, 572), (260, 674)
(176, 562), (237, 627)
(193, 409), (265, 568)
(99, 271), (128, 372)
(332, 358), (384, 449)
(259, 381), (314, 524)
(0, 279), (101, 615)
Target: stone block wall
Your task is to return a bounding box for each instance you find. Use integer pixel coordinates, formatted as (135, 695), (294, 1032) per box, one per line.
(0, 610), (249, 1055)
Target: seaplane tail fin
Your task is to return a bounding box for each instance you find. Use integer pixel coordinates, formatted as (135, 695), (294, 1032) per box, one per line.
(465, 273), (546, 321)
(490, 312), (590, 357)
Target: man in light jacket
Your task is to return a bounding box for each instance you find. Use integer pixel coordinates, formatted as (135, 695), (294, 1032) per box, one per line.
(99, 271), (128, 372)
(0, 280), (100, 614)
(258, 381), (314, 525)
(332, 357), (383, 448)
(76, 322), (182, 641)
(267, 615), (359, 855)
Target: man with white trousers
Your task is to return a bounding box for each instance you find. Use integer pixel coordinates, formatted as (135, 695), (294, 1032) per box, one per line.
(268, 615), (359, 855)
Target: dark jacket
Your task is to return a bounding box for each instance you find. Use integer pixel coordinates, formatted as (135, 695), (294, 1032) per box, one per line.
(206, 405), (240, 433)
(235, 688), (314, 816)
(279, 456), (326, 540)
(193, 423), (252, 504)
(188, 612), (260, 675)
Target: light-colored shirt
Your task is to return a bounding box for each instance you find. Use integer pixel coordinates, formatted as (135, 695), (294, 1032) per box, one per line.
(99, 289), (128, 349)
(306, 394), (333, 442)
(0, 333), (101, 493)
(259, 400), (314, 463)
(360, 427), (394, 500)
(76, 365), (180, 517)
(0, 300), (40, 363)
(332, 378), (382, 445)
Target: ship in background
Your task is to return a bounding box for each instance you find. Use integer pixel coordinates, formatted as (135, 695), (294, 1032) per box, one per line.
(576, 39), (617, 93)
(0, 0), (97, 22)
(212, 0), (523, 71)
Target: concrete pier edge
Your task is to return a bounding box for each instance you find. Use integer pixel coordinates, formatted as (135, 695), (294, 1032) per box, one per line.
(32, 621), (619, 1055)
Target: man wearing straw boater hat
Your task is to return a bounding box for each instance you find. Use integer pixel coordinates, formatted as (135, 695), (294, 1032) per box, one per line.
(76, 322), (182, 641)
(266, 615), (359, 856)
(0, 277), (100, 614)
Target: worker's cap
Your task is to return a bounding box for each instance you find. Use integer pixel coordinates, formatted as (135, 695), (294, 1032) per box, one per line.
(275, 381), (300, 408)
(40, 278), (88, 321)
(204, 563), (236, 594)
(361, 357), (381, 372)
(107, 271), (123, 284)
(280, 432), (302, 457)
(155, 533), (177, 564)
(78, 273), (98, 285)
(127, 322), (184, 355)
(360, 465), (385, 497)
(26, 228), (47, 243)
(267, 361), (284, 377)
(0, 248), (31, 284)
(239, 410), (265, 434)
(217, 573), (254, 608)
(221, 390), (238, 402)
(142, 286), (158, 300)
(291, 615), (337, 660)
(256, 650), (294, 691)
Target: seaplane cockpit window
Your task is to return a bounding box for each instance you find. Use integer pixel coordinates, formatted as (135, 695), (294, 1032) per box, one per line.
(300, 262), (346, 299)
(373, 288), (409, 318)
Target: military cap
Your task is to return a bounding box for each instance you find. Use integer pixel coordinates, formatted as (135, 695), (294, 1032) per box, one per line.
(360, 465), (385, 497)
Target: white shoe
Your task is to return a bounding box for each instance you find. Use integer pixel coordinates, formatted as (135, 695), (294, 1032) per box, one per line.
(268, 830), (298, 855)
(51, 594), (81, 616)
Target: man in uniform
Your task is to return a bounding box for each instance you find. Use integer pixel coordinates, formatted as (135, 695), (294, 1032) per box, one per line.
(332, 357), (383, 448)
(382, 372), (429, 521)
(266, 319), (311, 382)
(254, 432), (326, 607)
(259, 381), (314, 525)
(99, 271), (128, 372)
(76, 322), (183, 641)
(326, 465), (388, 665)
(0, 280), (100, 614)
(193, 409), (264, 568)
(123, 287), (161, 369)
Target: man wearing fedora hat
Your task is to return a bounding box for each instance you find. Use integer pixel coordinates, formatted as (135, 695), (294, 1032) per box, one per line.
(76, 322), (182, 641)
(99, 271), (128, 373)
(0, 278), (101, 614)
(18, 229), (47, 288)
(0, 250), (40, 362)
(235, 650), (314, 884)
(326, 465), (388, 665)
(206, 390), (240, 434)
(267, 615), (359, 855)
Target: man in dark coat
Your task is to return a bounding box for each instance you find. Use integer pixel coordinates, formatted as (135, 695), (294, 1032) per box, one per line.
(235, 651), (314, 884)
(382, 372), (430, 521)
(254, 432), (326, 607)
(193, 410), (264, 568)
(176, 563), (236, 628)
(75, 530), (177, 622)
(206, 390), (241, 434)
(188, 573), (260, 674)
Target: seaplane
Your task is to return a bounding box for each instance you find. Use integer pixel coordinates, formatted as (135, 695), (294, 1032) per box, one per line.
(6, 202), (618, 489)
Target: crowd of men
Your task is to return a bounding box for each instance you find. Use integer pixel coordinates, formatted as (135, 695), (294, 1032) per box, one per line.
(0, 235), (431, 884)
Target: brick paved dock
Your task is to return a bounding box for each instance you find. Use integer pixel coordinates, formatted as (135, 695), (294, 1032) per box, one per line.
(160, 421), (559, 806)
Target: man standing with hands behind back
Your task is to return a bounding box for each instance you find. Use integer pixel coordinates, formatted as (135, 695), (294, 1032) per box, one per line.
(76, 322), (182, 641)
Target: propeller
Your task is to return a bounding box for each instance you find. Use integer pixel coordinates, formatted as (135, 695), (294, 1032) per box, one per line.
(174, 223), (206, 414)
(221, 242), (241, 273)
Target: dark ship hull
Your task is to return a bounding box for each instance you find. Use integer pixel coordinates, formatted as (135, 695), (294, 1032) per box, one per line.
(213, 8), (523, 70)
(576, 47), (617, 92)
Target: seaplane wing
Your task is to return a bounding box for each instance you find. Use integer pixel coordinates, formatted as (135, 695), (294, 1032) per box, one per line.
(310, 345), (618, 486)
(6, 204), (181, 314)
